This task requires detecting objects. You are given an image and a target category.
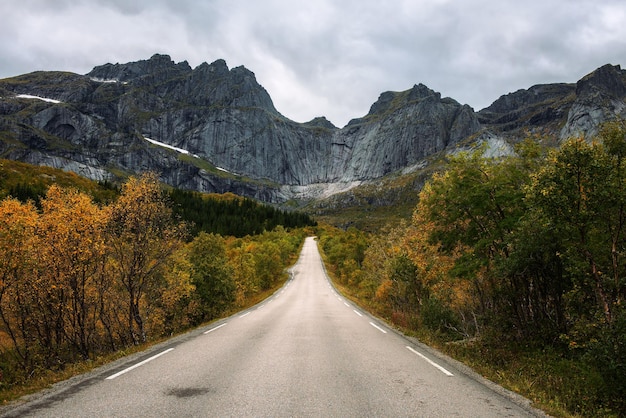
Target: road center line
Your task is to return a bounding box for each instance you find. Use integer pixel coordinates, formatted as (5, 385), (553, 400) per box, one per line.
(406, 346), (454, 376)
(106, 348), (174, 380)
(203, 323), (227, 334)
(369, 322), (387, 334)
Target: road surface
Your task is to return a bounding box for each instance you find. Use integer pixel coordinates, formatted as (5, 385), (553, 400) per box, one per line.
(1, 237), (543, 417)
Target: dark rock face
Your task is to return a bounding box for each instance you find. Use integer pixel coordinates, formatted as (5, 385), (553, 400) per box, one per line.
(560, 64), (626, 139)
(477, 83), (576, 132)
(0, 55), (624, 203)
(478, 64), (626, 141)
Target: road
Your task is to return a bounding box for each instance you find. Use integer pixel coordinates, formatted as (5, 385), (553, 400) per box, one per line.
(2, 237), (543, 417)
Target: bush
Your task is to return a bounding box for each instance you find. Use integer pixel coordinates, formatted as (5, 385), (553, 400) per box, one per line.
(420, 297), (460, 339)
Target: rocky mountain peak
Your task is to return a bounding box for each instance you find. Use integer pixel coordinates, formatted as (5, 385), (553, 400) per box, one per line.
(367, 83), (440, 116)
(87, 53), (191, 83)
(1, 58), (625, 204)
(303, 116), (337, 130)
(576, 64), (626, 99)
(184, 60), (276, 112)
(194, 59), (230, 77)
(559, 64), (626, 140)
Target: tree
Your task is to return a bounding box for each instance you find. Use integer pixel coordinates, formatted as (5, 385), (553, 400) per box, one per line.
(528, 138), (621, 325)
(187, 232), (235, 321)
(105, 173), (185, 344)
(412, 141), (555, 339)
(0, 198), (39, 370)
(37, 185), (108, 359)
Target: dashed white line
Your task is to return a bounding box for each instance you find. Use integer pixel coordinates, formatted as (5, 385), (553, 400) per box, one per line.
(239, 312), (251, 318)
(343, 302), (350, 307)
(106, 348), (174, 380)
(353, 310), (363, 317)
(369, 322), (387, 334)
(406, 346), (454, 376)
(203, 323), (227, 334)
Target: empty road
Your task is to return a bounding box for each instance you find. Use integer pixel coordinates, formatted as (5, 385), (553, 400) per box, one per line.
(2, 237), (542, 417)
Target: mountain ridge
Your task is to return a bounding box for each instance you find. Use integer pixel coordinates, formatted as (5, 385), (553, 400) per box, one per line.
(1, 55), (625, 204)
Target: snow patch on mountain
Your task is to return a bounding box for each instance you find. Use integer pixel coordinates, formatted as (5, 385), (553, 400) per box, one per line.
(16, 94), (61, 104)
(143, 136), (199, 158)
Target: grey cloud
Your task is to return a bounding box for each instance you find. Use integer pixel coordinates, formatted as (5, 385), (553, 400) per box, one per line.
(1, 0), (626, 126)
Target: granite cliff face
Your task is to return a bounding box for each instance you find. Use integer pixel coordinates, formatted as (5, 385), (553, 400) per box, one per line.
(478, 64), (626, 141)
(0, 55), (624, 203)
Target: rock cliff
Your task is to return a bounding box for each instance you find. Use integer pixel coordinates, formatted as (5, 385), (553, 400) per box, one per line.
(0, 55), (624, 203)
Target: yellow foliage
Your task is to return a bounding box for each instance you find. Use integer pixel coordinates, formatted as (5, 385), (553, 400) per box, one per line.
(375, 279), (393, 301)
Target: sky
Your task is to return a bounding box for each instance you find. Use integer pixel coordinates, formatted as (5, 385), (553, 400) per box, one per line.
(1, 0), (626, 128)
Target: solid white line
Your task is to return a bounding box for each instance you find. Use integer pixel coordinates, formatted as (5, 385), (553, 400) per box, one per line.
(106, 348), (174, 380)
(369, 322), (387, 334)
(353, 310), (363, 317)
(406, 346), (454, 376)
(203, 323), (227, 334)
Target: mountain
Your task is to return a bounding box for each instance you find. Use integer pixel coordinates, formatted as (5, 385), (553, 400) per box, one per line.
(1, 55), (625, 206)
(478, 63), (626, 140)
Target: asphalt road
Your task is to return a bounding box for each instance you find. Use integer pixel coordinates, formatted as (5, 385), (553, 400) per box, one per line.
(2, 237), (543, 417)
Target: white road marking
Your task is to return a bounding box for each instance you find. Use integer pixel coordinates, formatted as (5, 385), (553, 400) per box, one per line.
(353, 310), (363, 317)
(239, 312), (251, 318)
(406, 346), (454, 376)
(106, 348), (174, 380)
(343, 302), (350, 307)
(204, 323), (227, 334)
(369, 322), (387, 334)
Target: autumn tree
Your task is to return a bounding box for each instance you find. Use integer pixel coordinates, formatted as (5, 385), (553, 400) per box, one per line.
(36, 185), (109, 360)
(0, 198), (39, 370)
(105, 173), (185, 344)
(143, 246), (195, 335)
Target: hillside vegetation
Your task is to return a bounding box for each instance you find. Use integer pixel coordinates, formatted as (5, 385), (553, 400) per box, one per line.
(318, 121), (626, 417)
(0, 167), (313, 398)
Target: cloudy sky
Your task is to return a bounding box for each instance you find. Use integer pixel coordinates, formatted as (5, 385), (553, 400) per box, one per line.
(1, 0), (625, 127)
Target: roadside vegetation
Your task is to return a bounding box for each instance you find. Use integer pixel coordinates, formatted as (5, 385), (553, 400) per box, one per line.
(318, 121), (626, 417)
(3, 121), (626, 416)
(0, 168), (314, 402)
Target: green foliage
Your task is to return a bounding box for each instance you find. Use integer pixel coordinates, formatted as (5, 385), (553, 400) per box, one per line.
(420, 296), (460, 337)
(187, 233), (235, 321)
(317, 124), (626, 417)
(0, 159), (119, 204)
(167, 189), (316, 238)
(318, 225), (368, 287)
(583, 312), (626, 413)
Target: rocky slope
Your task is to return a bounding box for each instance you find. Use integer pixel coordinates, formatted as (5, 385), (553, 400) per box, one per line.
(0, 55), (625, 204)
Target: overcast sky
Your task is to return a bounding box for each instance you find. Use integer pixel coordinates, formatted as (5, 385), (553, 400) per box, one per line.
(1, 0), (625, 127)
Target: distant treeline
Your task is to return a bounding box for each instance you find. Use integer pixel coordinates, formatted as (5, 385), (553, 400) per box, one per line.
(167, 189), (317, 238)
(0, 159), (316, 239)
